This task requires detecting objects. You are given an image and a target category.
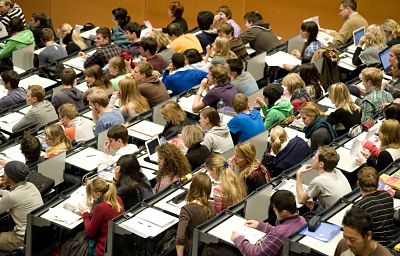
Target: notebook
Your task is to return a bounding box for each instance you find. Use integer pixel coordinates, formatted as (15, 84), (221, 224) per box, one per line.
(300, 222), (341, 242)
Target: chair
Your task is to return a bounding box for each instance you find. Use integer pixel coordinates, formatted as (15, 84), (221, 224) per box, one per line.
(246, 51), (267, 81)
(12, 44), (34, 71)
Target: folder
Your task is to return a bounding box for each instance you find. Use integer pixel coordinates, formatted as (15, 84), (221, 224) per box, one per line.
(300, 222), (341, 242)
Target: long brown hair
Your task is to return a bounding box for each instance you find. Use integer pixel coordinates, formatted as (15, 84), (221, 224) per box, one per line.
(156, 144), (191, 181)
(118, 78), (149, 114)
(86, 178), (123, 212)
(185, 173), (213, 217)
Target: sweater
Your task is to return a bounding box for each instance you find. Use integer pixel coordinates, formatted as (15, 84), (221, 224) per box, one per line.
(162, 67), (208, 96)
(331, 12), (368, 47)
(260, 97), (293, 130)
(138, 75), (170, 107)
(52, 87), (84, 112)
(0, 87), (26, 113)
(238, 20), (280, 54)
(0, 29), (34, 59)
(203, 125), (234, 154)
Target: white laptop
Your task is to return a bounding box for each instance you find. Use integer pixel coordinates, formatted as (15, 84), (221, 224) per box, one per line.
(347, 27), (365, 53)
(145, 136), (160, 163)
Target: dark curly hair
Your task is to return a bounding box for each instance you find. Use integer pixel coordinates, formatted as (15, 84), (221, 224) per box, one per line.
(156, 143), (190, 181)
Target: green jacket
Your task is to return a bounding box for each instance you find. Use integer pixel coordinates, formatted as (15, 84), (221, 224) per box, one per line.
(0, 29), (34, 59)
(260, 97), (293, 130)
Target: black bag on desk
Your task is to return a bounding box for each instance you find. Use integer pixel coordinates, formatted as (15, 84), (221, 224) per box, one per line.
(26, 171), (55, 195)
(39, 60), (65, 80)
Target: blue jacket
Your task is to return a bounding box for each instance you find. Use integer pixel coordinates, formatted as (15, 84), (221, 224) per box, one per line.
(162, 68), (208, 96)
(227, 109), (265, 143)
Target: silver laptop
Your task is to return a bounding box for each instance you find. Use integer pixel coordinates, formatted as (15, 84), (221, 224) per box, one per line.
(37, 151), (66, 186)
(347, 27), (365, 53)
(145, 136), (160, 162)
(379, 47), (392, 74)
(244, 185), (273, 221)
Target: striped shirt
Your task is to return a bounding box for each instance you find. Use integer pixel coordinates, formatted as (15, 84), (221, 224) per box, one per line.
(1, 3), (25, 32)
(360, 88), (393, 122)
(354, 191), (396, 246)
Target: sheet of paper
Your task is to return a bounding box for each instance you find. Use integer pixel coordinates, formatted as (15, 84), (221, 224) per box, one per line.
(265, 51), (301, 68)
(178, 95), (197, 114)
(327, 204), (353, 226)
(137, 154), (158, 171)
(80, 27), (98, 40)
(350, 138), (362, 157)
(63, 185), (88, 214)
(1, 143), (25, 162)
(65, 147), (106, 171)
(19, 75), (57, 90)
(299, 230), (343, 256)
(273, 179), (308, 208)
(76, 82), (88, 93)
(18, 105), (32, 115)
(336, 147), (360, 173)
(284, 127), (307, 141)
(128, 120), (164, 141)
(41, 206), (82, 229)
(64, 56), (86, 71)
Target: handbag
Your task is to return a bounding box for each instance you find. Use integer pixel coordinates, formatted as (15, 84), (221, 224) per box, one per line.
(60, 231), (89, 256)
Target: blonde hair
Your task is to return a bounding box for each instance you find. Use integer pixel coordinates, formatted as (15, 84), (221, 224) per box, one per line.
(234, 142), (258, 180)
(282, 73), (306, 94)
(361, 67), (383, 88)
(270, 126), (289, 155)
(149, 30), (171, 51)
(364, 24), (386, 49)
(381, 19), (400, 40)
(299, 102), (323, 118)
(109, 56), (128, 75)
(160, 101), (186, 125)
(186, 173), (213, 217)
(60, 23), (88, 50)
(44, 124), (72, 149)
(86, 178), (122, 212)
(214, 37), (237, 60)
(379, 119), (400, 151)
(118, 78), (149, 115)
(205, 154), (247, 207)
(328, 82), (360, 114)
(182, 124), (204, 148)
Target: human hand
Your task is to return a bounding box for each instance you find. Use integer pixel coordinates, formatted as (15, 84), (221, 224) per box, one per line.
(78, 203), (89, 215)
(0, 159), (8, 166)
(305, 198), (314, 210)
(283, 64), (295, 71)
(297, 165), (312, 177)
(206, 44), (212, 55)
(357, 36), (366, 47)
(103, 140), (111, 153)
(199, 78), (209, 90)
(245, 220), (259, 229)
(78, 51), (87, 59)
(231, 231), (240, 241)
(0, 176), (6, 185)
(255, 97), (264, 106)
(292, 49), (301, 59)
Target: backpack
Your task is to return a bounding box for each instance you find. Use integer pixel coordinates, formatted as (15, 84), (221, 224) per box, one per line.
(39, 60), (65, 80)
(26, 171), (55, 195)
(60, 231), (88, 256)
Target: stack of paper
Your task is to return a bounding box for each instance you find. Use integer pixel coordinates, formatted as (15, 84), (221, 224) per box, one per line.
(265, 51), (301, 68)
(63, 185), (88, 214)
(41, 207), (82, 225)
(128, 120), (164, 141)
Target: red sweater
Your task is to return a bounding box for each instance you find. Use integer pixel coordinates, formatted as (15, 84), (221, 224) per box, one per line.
(82, 197), (124, 256)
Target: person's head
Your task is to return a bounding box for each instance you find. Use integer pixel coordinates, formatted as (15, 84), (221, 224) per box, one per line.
(0, 0), (12, 15)
(186, 172), (213, 216)
(26, 85), (44, 106)
(213, 36), (231, 57)
(199, 107), (220, 130)
(44, 124), (71, 148)
(270, 190), (298, 219)
(166, 23), (183, 39)
(107, 124), (129, 149)
(300, 21), (319, 42)
(197, 10), (214, 31)
(60, 23), (87, 50)
(1, 70), (19, 90)
(60, 68), (76, 86)
(139, 37), (158, 57)
(181, 124), (204, 148)
(262, 84), (284, 107)
(95, 27), (111, 47)
(227, 58), (244, 78)
(232, 93), (249, 114)
(381, 19), (400, 41)
(59, 23), (73, 39)
(30, 12), (47, 28)
(148, 30), (170, 51)
(328, 82), (358, 114)
(364, 24), (385, 48)
(4, 161), (29, 184)
(360, 67), (383, 90)
(378, 119), (400, 150)
(217, 23), (234, 38)
(160, 101), (186, 126)
(108, 56), (126, 76)
(168, 1), (184, 19)
(269, 126), (289, 155)
(243, 11), (264, 29)
(83, 64), (103, 86)
(171, 52), (185, 69)
(58, 103), (78, 126)
(118, 78), (148, 111)
(342, 206), (374, 255)
(183, 48), (202, 64)
(124, 22), (141, 41)
(87, 89), (109, 111)
(156, 143), (191, 180)
(9, 16), (24, 34)
(133, 61), (153, 81)
(390, 44), (400, 78)
(112, 7), (130, 29)
(311, 146), (340, 172)
(299, 63), (324, 99)
(208, 64), (229, 85)
(383, 103), (400, 121)
(40, 27), (54, 43)
(216, 5), (232, 22)
(299, 102), (321, 126)
(20, 135), (42, 162)
(282, 73), (306, 95)
(357, 167), (378, 193)
(339, 0), (357, 20)
(234, 141), (257, 171)
(86, 178), (122, 211)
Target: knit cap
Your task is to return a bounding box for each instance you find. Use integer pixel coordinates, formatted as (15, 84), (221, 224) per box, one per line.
(4, 161), (29, 183)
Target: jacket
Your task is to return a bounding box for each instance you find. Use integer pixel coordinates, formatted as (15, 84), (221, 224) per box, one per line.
(52, 87), (84, 112)
(238, 20), (279, 54)
(0, 29), (34, 58)
(138, 75), (170, 107)
(0, 87), (26, 113)
(162, 67), (208, 96)
(203, 125), (234, 154)
(260, 97), (293, 130)
(290, 88), (311, 113)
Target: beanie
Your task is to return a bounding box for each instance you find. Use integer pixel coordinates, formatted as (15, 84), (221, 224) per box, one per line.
(4, 161), (29, 183)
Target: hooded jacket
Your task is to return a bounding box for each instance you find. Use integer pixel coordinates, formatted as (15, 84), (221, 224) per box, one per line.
(238, 20), (279, 54)
(203, 125), (234, 154)
(0, 29), (34, 58)
(52, 87), (84, 112)
(261, 97), (293, 130)
(138, 75), (170, 107)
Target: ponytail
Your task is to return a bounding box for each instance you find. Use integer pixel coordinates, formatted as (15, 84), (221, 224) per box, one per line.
(271, 136), (282, 155)
(103, 183), (122, 212)
(86, 178), (123, 212)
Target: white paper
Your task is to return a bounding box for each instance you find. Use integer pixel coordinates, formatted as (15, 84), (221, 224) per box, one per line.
(128, 120), (164, 141)
(137, 207), (177, 227)
(42, 207), (82, 225)
(350, 138), (362, 157)
(273, 179), (308, 208)
(63, 185), (88, 214)
(299, 230), (343, 256)
(284, 127), (307, 141)
(80, 27), (98, 40)
(1, 143), (25, 162)
(153, 189), (187, 216)
(19, 75), (57, 90)
(265, 51), (301, 68)
(236, 226), (266, 244)
(336, 147), (360, 173)
(178, 95), (197, 114)
(64, 56), (86, 71)
(76, 82), (88, 93)
(18, 105), (32, 115)
(65, 147), (106, 171)
(137, 154), (159, 171)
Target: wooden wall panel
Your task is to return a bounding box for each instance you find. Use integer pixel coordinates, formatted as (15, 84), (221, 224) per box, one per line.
(17, 0), (51, 23)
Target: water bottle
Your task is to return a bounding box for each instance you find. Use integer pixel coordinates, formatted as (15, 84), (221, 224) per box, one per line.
(217, 99), (225, 121)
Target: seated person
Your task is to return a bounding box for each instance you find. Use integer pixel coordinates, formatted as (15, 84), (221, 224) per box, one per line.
(281, 73), (311, 113)
(195, 10), (218, 51)
(38, 28), (67, 66)
(162, 52), (207, 96)
(203, 37), (237, 66)
(384, 44), (400, 98)
(352, 24), (386, 66)
(181, 124), (211, 171)
(296, 146), (351, 211)
(0, 70), (26, 113)
(20, 135), (44, 168)
(108, 56), (127, 91)
(12, 85), (58, 133)
(214, 5), (241, 37)
(227, 58), (258, 96)
(159, 101), (189, 138)
(231, 190), (306, 256)
(149, 30), (175, 66)
(58, 103), (94, 143)
(123, 22), (141, 57)
(87, 89), (124, 136)
(163, 1), (188, 33)
(0, 161), (43, 252)
(29, 12), (52, 48)
(228, 93), (265, 143)
(82, 64), (113, 105)
(59, 23), (88, 55)
(183, 48), (209, 72)
(218, 23), (248, 60)
(111, 7), (131, 49)
(139, 37), (166, 72)
(192, 64), (238, 113)
(52, 68), (84, 112)
(44, 124), (72, 158)
(0, 0), (26, 32)
(167, 23), (202, 53)
(292, 21), (323, 63)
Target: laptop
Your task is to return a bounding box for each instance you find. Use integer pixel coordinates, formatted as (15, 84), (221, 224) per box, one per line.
(37, 151), (66, 186)
(379, 47), (392, 74)
(145, 136), (160, 163)
(244, 185), (272, 221)
(347, 27), (365, 53)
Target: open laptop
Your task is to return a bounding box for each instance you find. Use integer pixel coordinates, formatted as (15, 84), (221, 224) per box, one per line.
(145, 136), (160, 163)
(244, 185), (272, 221)
(347, 27), (365, 54)
(379, 47), (392, 74)
(37, 151), (66, 186)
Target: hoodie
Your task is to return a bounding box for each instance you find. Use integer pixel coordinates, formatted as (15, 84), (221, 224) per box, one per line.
(238, 20), (279, 54)
(261, 97), (293, 130)
(203, 125), (234, 154)
(52, 87), (84, 113)
(0, 29), (34, 58)
(138, 75), (170, 107)
(228, 109), (265, 143)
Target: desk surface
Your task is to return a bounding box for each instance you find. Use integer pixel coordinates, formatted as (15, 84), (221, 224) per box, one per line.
(299, 230), (342, 256)
(65, 147), (106, 171)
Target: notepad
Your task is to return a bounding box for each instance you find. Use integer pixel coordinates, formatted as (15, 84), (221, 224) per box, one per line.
(350, 138), (362, 157)
(63, 185), (87, 214)
(300, 222), (341, 242)
(42, 207), (82, 225)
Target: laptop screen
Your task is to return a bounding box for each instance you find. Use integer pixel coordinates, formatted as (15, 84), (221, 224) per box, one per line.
(146, 137), (160, 155)
(379, 47), (391, 71)
(353, 27), (365, 46)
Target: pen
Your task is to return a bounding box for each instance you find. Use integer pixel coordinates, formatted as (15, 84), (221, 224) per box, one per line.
(86, 155), (96, 157)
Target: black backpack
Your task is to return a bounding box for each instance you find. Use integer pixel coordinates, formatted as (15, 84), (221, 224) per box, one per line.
(26, 171), (55, 195)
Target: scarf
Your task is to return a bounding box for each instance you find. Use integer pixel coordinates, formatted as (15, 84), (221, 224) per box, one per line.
(303, 116), (337, 140)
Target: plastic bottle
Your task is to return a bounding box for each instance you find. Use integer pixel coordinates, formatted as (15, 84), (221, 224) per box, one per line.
(217, 99), (225, 120)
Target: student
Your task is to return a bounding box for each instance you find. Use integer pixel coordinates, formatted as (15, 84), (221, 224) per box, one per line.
(167, 23), (202, 54)
(79, 178), (124, 256)
(0, 0), (25, 32)
(0, 161), (43, 252)
(20, 135), (43, 168)
(149, 30), (175, 66)
(52, 68), (84, 112)
(98, 125), (139, 169)
(111, 7), (131, 49)
(228, 93), (265, 143)
(262, 125), (310, 178)
(165, 1), (188, 33)
(183, 48), (209, 72)
(256, 83), (293, 130)
(199, 107), (234, 154)
(38, 28), (67, 66)
(385, 44), (400, 98)
(231, 141), (271, 194)
(108, 56), (128, 91)
(203, 37), (237, 66)
(296, 21), (323, 62)
(82, 64), (113, 104)
(87, 89), (125, 136)
(227, 58), (258, 96)
(80, 27), (122, 69)
(352, 24), (386, 66)
(320, 0), (368, 47)
(214, 5), (241, 37)
(29, 12), (52, 48)
(132, 61), (170, 107)
(334, 207), (393, 256)
(381, 19), (400, 47)
(160, 101), (188, 138)
(123, 22), (141, 57)
(299, 63), (325, 100)
(0, 70), (26, 113)
(296, 146), (351, 210)
(299, 102), (336, 152)
(281, 73), (311, 113)
(205, 154), (247, 214)
(58, 103), (95, 143)
(59, 23), (88, 55)
(113, 154), (153, 210)
(238, 11), (279, 54)
(12, 85), (58, 133)
(231, 190), (306, 256)
(181, 124), (211, 171)
(153, 143), (191, 193)
(217, 23), (248, 60)
(176, 173), (214, 256)
(44, 124), (72, 158)
(139, 37), (166, 72)
(353, 167), (396, 246)
(195, 10), (218, 52)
